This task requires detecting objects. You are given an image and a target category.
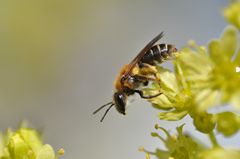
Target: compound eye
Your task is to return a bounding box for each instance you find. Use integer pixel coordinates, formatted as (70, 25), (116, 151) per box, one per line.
(113, 92), (126, 115)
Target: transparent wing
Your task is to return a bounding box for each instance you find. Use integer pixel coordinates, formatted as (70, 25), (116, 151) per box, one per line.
(123, 32), (164, 78)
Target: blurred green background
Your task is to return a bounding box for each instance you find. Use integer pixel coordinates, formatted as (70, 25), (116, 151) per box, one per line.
(0, 0), (234, 159)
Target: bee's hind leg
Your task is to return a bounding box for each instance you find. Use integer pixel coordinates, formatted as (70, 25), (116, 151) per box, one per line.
(138, 63), (161, 84)
(138, 63), (158, 75)
(132, 75), (155, 86)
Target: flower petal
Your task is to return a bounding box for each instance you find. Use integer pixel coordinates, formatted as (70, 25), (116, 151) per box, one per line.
(198, 148), (240, 159)
(195, 89), (220, 112)
(223, 2), (240, 29)
(8, 134), (30, 159)
(230, 90), (240, 110)
(208, 39), (222, 63)
(36, 144), (55, 159)
(158, 110), (188, 121)
(233, 48), (240, 66)
(19, 129), (42, 155)
(220, 26), (238, 60)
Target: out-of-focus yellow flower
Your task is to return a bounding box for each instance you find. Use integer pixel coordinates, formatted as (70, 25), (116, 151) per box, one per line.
(145, 153), (150, 159)
(179, 26), (240, 111)
(224, 1), (240, 29)
(197, 148), (240, 159)
(0, 127), (63, 159)
(215, 112), (240, 137)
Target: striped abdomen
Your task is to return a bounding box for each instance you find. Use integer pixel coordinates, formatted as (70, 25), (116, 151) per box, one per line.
(139, 44), (177, 65)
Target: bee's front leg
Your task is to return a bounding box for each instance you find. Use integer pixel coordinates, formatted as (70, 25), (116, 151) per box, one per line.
(133, 89), (162, 99)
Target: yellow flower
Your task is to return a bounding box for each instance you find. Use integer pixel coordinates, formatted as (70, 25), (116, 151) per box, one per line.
(146, 26), (240, 114)
(179, 26), (240, 111)
(197, 148), (240, 159)
(144, 26), (240, 136)
(224, 1), (240, 29)
(0, 127), (63, 159)
(144, 124), (206, 159)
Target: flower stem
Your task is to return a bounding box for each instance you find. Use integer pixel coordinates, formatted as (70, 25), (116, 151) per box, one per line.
(208, 131), (220, 147)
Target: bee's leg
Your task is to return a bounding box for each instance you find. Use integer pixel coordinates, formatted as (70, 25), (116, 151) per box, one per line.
(132, 72), (161, 88)
(138, 63), (157, 74)
(138, 63), (157, 73)
(138, 63), (160, 83)
(132, 74), (162, 99)
(134, 89), (162, 99)
(132, 75), (155, 86)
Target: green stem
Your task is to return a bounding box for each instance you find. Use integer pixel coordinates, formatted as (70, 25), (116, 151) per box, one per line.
(208, 131), (220, 147)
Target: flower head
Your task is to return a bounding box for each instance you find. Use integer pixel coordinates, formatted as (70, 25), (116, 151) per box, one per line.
(224, 1), (240, 29)
(144, 26), (240, 135)
(0, 126), (63, 159)
(143, 124), (206, 159)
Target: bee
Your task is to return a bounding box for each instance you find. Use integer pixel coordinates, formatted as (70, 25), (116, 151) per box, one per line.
(93, 32), (178, 122)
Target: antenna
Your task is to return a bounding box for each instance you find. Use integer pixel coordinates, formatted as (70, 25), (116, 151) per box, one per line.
(93, 102), (112, 114)
(93, 102), (114, 122)
(100, 104), (114, 122)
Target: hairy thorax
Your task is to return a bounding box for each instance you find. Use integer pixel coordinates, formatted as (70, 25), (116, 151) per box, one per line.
(114, 64), (141, 91)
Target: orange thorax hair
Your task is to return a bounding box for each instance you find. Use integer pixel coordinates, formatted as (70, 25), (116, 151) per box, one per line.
(114, 64), (141, 92)
(114, 64), (129, 91)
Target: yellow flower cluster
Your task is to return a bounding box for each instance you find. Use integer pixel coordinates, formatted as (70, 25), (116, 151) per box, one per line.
(143, 26), (240, 159)
(146, 25), (240, 115)
(0, 127), (64, 159)
(143, 124), (240, 159)
(224, 1), (240, 29)
(142, 1), (240, 159)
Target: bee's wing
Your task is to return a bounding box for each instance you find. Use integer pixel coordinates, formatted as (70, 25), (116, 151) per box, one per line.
(123, 32), (164, 78)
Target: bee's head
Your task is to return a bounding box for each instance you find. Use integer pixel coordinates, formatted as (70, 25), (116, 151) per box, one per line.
(113, 91), (127, 115)
(93, 91), (126, 122)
